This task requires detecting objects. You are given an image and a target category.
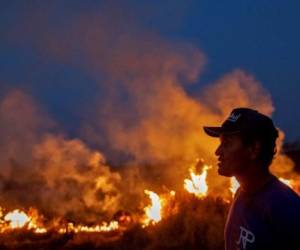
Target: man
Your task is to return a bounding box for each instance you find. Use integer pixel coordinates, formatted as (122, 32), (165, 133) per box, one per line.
(203, 108), (300, 250)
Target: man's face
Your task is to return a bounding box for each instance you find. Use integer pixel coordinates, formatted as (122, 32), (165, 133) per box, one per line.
(215, 134), (250, 177)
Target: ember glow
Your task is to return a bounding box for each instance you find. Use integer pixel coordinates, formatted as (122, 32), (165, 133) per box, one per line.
(58, 221), (119, 234)
(184, 165), (210, 198)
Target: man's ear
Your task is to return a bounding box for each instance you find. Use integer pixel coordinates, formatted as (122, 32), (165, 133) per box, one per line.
(248, 141), (261, 160)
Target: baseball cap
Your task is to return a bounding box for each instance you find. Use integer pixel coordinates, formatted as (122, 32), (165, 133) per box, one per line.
(203, 108), (277, 138)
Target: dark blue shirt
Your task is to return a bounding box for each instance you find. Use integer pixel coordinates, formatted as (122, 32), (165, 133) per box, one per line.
(225, 175), (300, 250)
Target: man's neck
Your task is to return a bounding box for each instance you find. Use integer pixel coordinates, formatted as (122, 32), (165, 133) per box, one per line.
(236, 168), (273, 195)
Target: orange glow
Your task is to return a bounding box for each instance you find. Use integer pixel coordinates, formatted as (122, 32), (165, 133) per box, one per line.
(184, 165), (210, 198)
(58, 221), (119, 234)
(0, 207), (119, 234)
(0, 165), (299, 235)
(279, 177), (294, 188)
(2, 209), (47, 233)
(230, 177), (240, 197)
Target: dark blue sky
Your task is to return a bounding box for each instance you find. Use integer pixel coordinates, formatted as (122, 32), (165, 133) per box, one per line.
(0, 0), (299, 141)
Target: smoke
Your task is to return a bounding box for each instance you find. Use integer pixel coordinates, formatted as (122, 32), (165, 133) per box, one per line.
(0, 89), (53, 173)
(200, 70), (274, 116)
(199, 70), (296, 179)
(0, 2), (298, 219)
(0, 90), (121, 222)
(198, 70), (295, 193)
(31, 135), (122, 222)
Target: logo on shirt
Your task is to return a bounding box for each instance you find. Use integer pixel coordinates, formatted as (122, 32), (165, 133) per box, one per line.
(227, 113), (241, 123)
(236, 226), (255, 249)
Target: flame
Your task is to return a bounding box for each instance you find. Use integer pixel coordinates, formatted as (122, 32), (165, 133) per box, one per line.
(143, 190), (162, 227)
(0, 163), (298, 235)
(184, 165), (210, 198)
(229, 177), (240, 197)
(58, 221), (119, 234)
(2, 209), (47, 233)
(4, 209), (30, 229)
(142, 190), (176, 227)
(279, 177), (294, 188)
(0, 207), (119, 234)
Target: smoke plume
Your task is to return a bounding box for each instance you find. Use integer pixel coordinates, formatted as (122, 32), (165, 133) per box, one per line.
(0, 90), (121, 222)
(0, 2), (298, 219)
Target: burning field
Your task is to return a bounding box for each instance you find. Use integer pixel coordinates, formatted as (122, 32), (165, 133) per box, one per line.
(0, 161), (233, 250)
(1, 3), (300, 249)
(0, 153), (298, 250)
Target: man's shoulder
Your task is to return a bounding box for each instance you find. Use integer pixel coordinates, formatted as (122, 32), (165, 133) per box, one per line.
(263, 177), (300, 241)
(262, 177), (300, 218)
(232, 176), (300, 218)
(266, 177), (300, 203)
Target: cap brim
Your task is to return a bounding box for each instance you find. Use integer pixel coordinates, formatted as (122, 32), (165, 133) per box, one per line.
(203, 127), (223, 137)
(203, 126), (241, 138)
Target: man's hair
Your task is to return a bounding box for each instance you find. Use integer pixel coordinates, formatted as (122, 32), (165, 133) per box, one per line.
(240, 128), (279, 169)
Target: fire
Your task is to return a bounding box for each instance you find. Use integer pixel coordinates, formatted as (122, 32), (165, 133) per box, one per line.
(279, 177), (294, 188)
(0, 165), (298, 236)
(58, 221), (119, 234)
(0, 207), (120, 234)
(142, 190), (176, 227)
(143, 190), (162, 226)
(230, 177), (240, 196)
(184, 165), (210, 198)
(4, 209), (30, 229)
(1, 208), (47, 233)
